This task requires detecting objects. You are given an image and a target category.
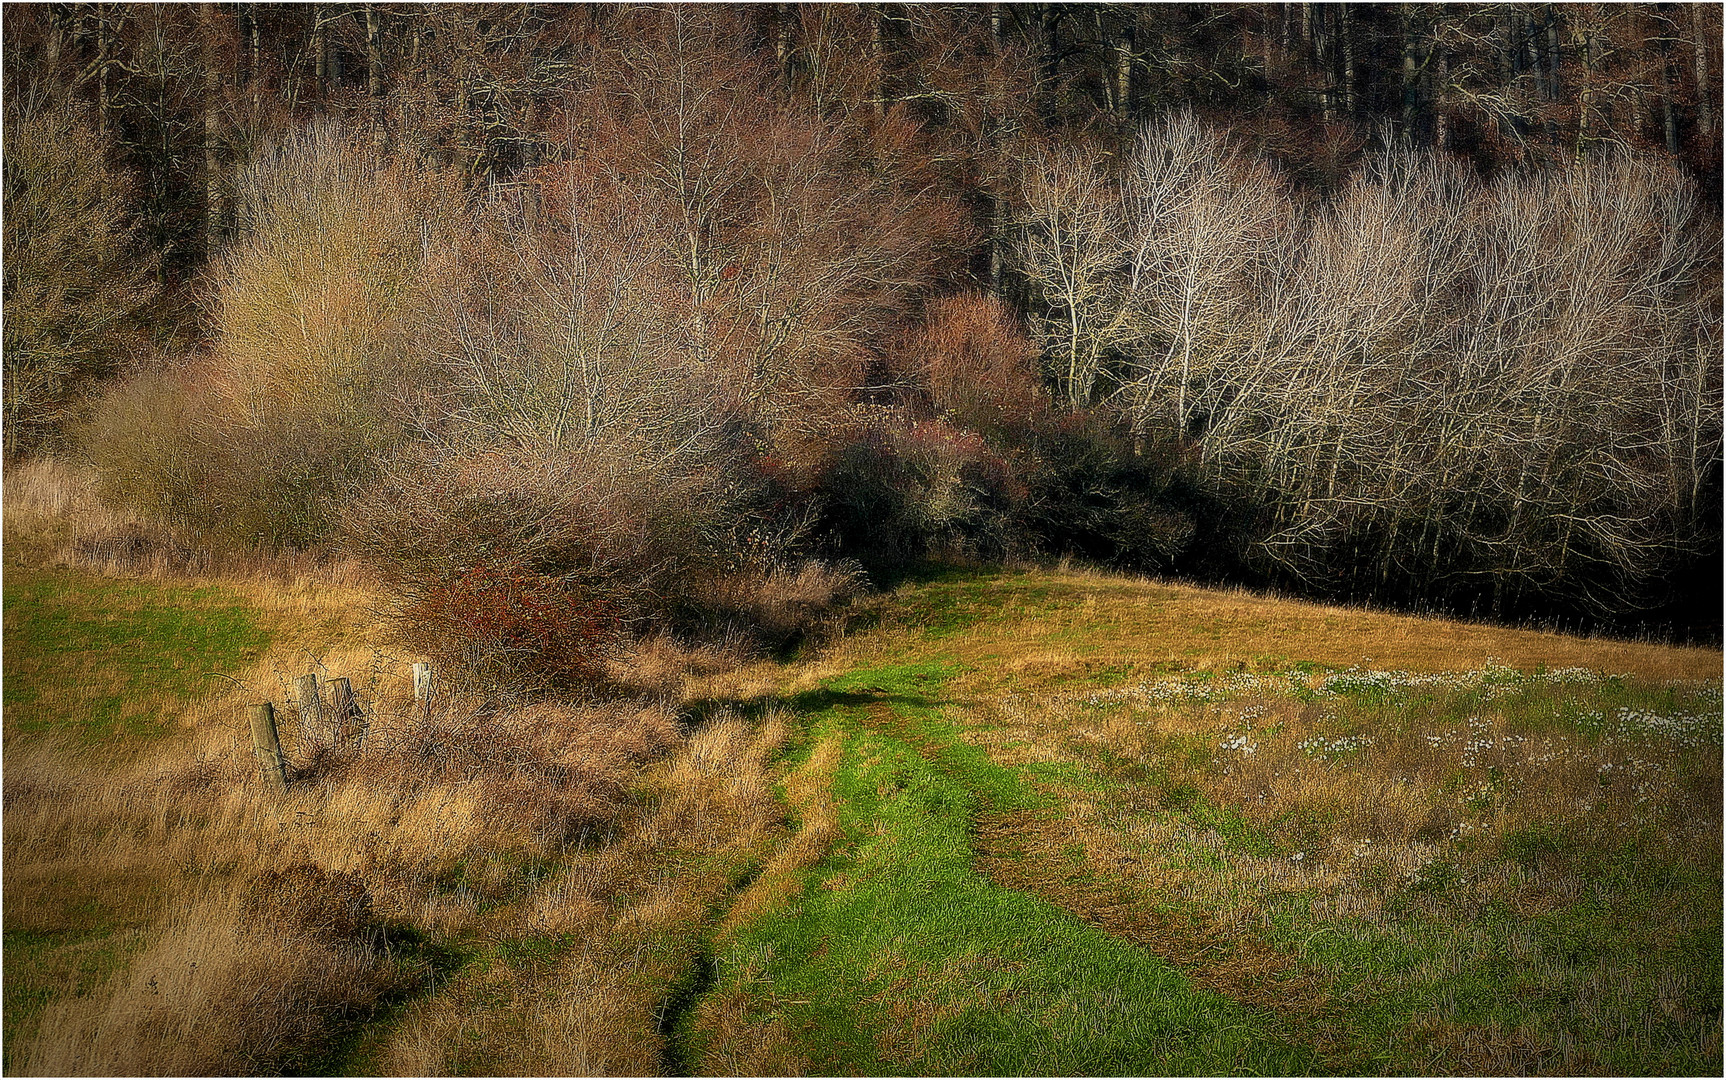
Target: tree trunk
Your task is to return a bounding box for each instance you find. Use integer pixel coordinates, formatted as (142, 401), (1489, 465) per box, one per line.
(330, 14), (343, 86)
(775, 2), (794, 90)
(1575, 27), (1594, 161)
(870, 3), (885, 123)
(249, 3), (262, 110)
(1041, 2), (1062, 118)
(314, 13), (327, 92)
(1312, 3), (1335, 122)
(1115, 14), (1135, 130)
(1546, 11), (1562, 103)
(45, 4), (62, 74)
(1340, 3), (1356, 118)
(96, 3), (111, 134)
(201, 2), (224, 257)
(1435, 47), (1450, 150)
(1694, 6), (1715, 144)
(987, 192), (1004, 297)
(366, 4), (386, 149)
(1401, 4), (1420, 137)
(1659, 35), (1680, 156)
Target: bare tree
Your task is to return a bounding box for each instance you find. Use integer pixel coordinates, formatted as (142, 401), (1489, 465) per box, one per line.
(1116, 110), (1290, 440)
(3, 98), (156, 455)
(1012, 143), (1131, 407)
(1007, 108), (1719, 615)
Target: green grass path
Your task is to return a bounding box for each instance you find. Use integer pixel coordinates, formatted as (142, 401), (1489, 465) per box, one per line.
(692, 660), (1332, 1075)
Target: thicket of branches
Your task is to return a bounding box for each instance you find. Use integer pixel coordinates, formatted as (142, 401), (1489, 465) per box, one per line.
(3, 95), (155, 456)
(1014, 111), (1722, 622)
(5, 4), (1721, 656)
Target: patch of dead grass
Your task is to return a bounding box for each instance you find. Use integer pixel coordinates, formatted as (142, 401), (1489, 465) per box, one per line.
(924, 569), (1719, 682)
(13, 887), (402, 1076)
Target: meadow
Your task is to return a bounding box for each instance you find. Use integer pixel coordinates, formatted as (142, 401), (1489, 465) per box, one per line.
(4, 460), (1721, 1075)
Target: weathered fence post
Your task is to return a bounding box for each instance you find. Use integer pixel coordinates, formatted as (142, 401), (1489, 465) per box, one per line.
(294, 673), (323, 751)
(249, 703), (289, 792)
(327, 676), (366, 749)
(412, 662), (433, 702)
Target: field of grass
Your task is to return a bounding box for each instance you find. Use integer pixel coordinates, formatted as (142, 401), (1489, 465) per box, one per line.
(5, 463), (1721, 1075)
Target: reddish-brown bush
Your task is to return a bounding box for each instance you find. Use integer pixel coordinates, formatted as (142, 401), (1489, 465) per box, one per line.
(899, 292), (1049, 438)
(401, 560), (621, 689)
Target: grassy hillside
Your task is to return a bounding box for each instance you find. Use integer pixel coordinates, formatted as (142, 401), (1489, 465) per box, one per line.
(687, 572), (1720, 1074)
(5, 469), (1720, 1075)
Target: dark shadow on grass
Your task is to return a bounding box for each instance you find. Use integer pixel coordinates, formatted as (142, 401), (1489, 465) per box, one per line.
(302, 922), (470, 1077)
(679, 689), (940, 737)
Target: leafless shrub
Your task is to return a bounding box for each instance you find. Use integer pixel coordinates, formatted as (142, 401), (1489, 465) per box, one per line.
(84, 120), (467, 548)
(898, 292), (1048, 438)
(341, 441), (755, 685)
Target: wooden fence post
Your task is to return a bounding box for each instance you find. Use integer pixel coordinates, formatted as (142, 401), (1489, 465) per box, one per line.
(295, 673), (323, 751)
(327, 676), (366, 749)
(249, 703), (288, 792)
(412, 662), (433, 702)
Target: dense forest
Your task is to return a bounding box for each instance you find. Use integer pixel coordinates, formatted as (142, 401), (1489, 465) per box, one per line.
(5, 2), (1722, 670)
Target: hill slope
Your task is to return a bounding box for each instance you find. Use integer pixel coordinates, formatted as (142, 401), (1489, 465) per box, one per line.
(5, 533), (1720, 1074)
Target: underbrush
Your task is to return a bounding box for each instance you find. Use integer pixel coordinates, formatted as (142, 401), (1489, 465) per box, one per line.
(3, 456), (369, 586)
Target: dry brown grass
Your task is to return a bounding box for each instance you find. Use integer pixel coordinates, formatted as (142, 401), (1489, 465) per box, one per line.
(3, 458), (798, 1074)
(4, 456), (374, 590)
(718, 730), (843, 937)
(941, 567), (1720, 682)
(695, 560), (865, 644)
(5, 675), (794, 1074)
(368, 708), (793, 1076)
(15, 884), (401, 1076)
(961, 667), (1721, 924)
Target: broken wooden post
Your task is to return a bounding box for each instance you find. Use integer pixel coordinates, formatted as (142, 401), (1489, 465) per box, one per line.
(294, 673), (323, 751)
(327, 676), (366, 749)
(412, 662), (433, 702)
(248, 703), (288, 792)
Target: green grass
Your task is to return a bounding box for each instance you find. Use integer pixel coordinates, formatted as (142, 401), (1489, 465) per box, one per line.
(694, 663), (1332, 1075)
(3, 565), (271, 742)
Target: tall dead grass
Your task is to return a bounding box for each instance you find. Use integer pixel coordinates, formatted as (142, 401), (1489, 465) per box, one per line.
(370, 707), (793, 1076)
(4, 598), (798, 1075)
(16, 888), (400, 1076)
(4, 456), (372, 588)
